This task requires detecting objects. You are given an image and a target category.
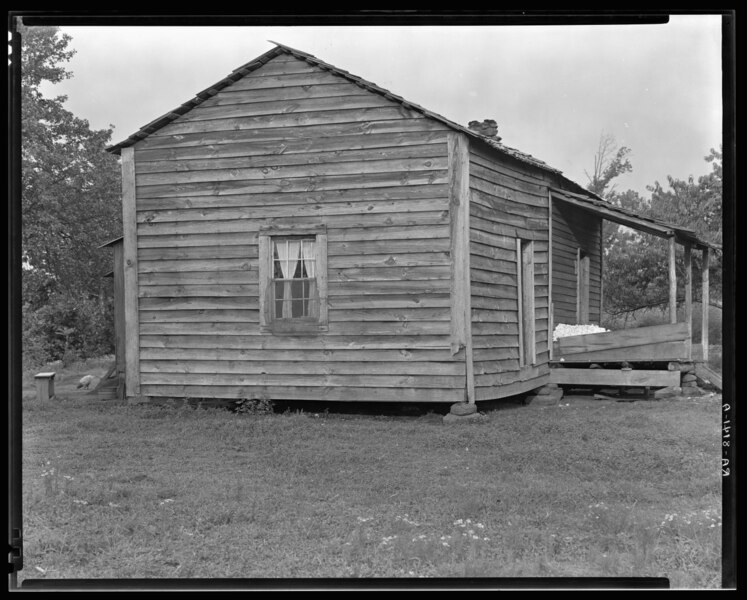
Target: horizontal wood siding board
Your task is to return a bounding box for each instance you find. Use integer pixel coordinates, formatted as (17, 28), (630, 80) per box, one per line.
(140, 372), (465, 388)
(139, 321), (451, 336)
(135, 119), (451, 151)
(135, 131), (447, 163)
(177, 94), (397, 123)
(139, 309), (258, 323)
(136, 171), (449, 200)
(140, 347), (458, 362)
(139, 385), (464, 402)
(136, 184), (449, 211)
(137, 212), (449, 235)
(140, 334), (452, 350)
(136, 143), (447, 174)
(151, 107), (426, 137)
(140, 359), (465, 376)
(139, 284), (258, 298)
(137, 199), (448, 224)
(135, 156), (448, 187)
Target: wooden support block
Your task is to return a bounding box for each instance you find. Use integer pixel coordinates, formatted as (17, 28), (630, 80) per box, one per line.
(34, 372), (56, 402)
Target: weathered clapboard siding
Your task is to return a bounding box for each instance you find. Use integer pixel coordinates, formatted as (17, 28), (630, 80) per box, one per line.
(552, 201), (602, 324)
(467, 142), (553, 399)
(129, 53), (462, 402)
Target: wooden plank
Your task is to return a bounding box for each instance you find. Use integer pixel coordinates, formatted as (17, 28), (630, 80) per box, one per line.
(684, 245), (693, 360)
(329, 238), (450, 256)
(113, 242), (126, 377)
(550, 340), (688, 362)
(138, 245), (256, 261)
(522, 240), (536, 365)
(135, 155), (448, 187)
(137, 184), (449, 212)
(550, 368), (680, 387)
(180, 94), (395, 123)
(138, 258), (253, 273)
(669, 236), (677, 324)
(136, 170), (449, 200)
(137, 142), (447, 175)
(474, 373), (551, 401)
(139, 384), (464, 403)
(153, 106), (424, 137)
(138, 211), (449, 235)
(140, 347), (458, 362)
(139, 334), (452, 350)
(121, 147), (140, 397)
(139, 271), (256, 285)
(330, 308), (451, 322)
(328, 294), (451, 309)
(448, 132), (474, 403)
(548, 191), (554, 360)
(577, 249), (590, 324)
(701, 248), (710, 362)
(694, 363), (721, 391)
(139, 372), (465, 389)
(139, 284), (257, 298)
(140, 359), (465, 377)
(139, 296), (258, 310)
(554, 322), (689, 356)
(329, 265), (450, 282)
(224, 70), (353, 91)
(135, 131), (446, 164)
(198, 82), (402, 105)
(317, 232), (329, 328)
(136, 119), (451, 151)
(137, 198), (448, 224)
(328, 280), (451, 295)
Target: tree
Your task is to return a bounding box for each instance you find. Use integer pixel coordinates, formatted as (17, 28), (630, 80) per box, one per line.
(601, 149), (723, 321)
(584, 133), (633, 198)
(20, 25), (122, 365)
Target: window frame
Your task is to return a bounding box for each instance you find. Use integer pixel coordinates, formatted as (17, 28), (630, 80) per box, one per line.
(258, 224), (328, 335)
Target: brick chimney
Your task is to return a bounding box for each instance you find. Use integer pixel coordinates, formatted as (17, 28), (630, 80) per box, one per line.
(468, 119), (501, 142)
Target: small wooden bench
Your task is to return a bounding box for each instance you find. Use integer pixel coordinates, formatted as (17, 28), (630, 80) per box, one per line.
(34, 372), (56, 402)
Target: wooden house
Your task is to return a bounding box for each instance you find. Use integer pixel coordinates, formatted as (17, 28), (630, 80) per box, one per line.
(106, 43), (715, 405)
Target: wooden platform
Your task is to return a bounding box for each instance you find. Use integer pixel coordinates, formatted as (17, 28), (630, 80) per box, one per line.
(552, 322), (690, 363)
(550, 368), (680, 388)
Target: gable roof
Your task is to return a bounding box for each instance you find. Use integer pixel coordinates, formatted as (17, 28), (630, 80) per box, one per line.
(106, 42), (563, 175)
(106, 42), (717, 251)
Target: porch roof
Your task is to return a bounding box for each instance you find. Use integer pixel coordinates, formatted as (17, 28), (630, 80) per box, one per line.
(549, 188), (719, 251)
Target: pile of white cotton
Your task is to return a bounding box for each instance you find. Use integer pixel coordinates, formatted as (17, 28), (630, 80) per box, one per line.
(553, 323), (609, 342)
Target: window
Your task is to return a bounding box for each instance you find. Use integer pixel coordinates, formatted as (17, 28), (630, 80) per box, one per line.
(259, 226), (327, 334)
(272, 238), (317, 319)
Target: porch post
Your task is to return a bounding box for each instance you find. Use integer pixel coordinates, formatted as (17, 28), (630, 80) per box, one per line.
(668, 236), (677, 324)
(701, 247), (710, 362)
(684, 244), (693, 360)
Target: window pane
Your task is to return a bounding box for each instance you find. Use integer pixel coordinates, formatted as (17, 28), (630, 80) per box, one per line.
(274, 281), (285, 318)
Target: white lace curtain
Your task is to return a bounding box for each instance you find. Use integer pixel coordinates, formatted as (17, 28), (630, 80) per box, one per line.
(275, 240), (300, 318)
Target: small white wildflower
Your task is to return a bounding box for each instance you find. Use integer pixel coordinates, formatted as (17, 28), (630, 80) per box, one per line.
(108, 502), (120, 508)
(483, 537), (490, 541)
(454, 519), (463, 525)
(63, 475), (74, 480)
(159, 498), (174, 505)
(442, 542), (450, 547)
(472, 535), (479, 540)
(466, 519), (471, 523)
(73, 499), (88, 505)
(468, 529), (475, 535)
(477, 523), (485, 529)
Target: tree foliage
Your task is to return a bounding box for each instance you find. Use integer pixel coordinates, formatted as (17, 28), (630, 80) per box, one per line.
(20, 26), (122, 366)
(584, 133), (633, 198)
(599, 144), (723, 321)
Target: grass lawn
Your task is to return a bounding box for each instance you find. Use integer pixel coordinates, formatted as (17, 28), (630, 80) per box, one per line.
(18, 363), (722, 587)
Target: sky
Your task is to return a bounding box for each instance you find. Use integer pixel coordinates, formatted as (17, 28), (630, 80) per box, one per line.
(35, 17), (723, 197)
